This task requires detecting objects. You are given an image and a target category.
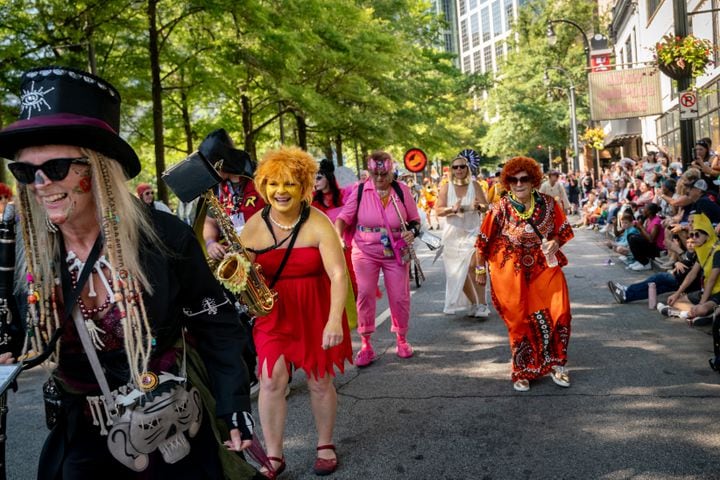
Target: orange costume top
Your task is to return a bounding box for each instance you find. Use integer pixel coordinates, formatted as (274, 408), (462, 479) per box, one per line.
(476, 192), (574, 381)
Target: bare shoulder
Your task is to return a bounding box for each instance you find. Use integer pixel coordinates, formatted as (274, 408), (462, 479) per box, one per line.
(240, 211), (267, 249)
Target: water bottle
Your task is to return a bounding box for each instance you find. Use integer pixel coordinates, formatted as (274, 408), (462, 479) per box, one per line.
(541, 239), (558, 267)
(648, 282), (657, 310)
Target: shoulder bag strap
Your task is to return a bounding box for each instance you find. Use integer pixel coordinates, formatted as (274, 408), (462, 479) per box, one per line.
(268, 205), (310, 289)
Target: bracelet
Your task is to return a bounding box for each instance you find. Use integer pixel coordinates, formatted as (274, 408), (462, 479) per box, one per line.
(475, 266), (486, 275)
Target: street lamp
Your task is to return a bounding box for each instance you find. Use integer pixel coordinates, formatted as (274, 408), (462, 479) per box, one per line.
(546, 19), (590, 68)
(544, 67), (579, 173)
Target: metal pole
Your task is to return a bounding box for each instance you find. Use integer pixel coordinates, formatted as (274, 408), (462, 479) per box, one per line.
(569, 85), (579, 173)
(673, 0), (696, 166)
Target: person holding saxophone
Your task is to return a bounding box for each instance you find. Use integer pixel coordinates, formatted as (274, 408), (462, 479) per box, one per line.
(335, 150), (421, 368)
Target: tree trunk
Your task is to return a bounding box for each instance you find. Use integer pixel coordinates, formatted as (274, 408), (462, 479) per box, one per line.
(335, 134), (343, 166)
(148, 0), (167, 202)
(241, 94), (257, 161)
(323, 140), (333, 163)
(180, 88), (192, 154)
(295, 112), (307, 150)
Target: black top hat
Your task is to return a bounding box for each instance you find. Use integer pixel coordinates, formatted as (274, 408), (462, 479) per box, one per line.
(0, 66), (140, 179)
(199, 129), (255, 177)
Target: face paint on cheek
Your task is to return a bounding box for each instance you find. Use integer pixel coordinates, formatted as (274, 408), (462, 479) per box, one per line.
(73, 175), (93, 194)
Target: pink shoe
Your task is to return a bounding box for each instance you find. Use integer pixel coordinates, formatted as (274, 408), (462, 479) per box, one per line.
(396, 340), (414, 359)
(355, 346), (376, 368)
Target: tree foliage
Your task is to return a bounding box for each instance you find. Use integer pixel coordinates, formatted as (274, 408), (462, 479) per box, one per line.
(0, 0), (488, 197)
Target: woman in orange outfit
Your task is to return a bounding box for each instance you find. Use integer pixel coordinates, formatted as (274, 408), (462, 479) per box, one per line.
(475, 157), (574, 392)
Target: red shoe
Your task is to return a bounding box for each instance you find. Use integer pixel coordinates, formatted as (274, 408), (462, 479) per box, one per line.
(260, 456), (286, 479)
(313, 444), (338, 476)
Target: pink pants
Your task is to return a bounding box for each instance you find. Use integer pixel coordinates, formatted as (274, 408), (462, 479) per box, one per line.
(352, 246), (411, 336)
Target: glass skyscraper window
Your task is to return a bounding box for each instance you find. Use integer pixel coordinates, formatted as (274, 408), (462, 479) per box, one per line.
(463, 55), (471, 72)
(459, 0), (466, 15)
(470, 0), (478, 9)
(461, 19), (469, 51)
(484, 45), (493, 71)
(471, 13), (480, 47)
(492, 0), (502, 37)
(481, 7), (490, 42)
(504, 0), (514, 30)
(473, 49), (482, 72)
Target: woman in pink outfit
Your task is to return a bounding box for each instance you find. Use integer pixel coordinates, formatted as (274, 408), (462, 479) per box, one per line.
(335, 151), (421, 367)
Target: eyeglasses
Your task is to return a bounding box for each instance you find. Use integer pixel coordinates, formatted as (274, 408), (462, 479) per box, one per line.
(9, 157), (90, 185)
(143, 191), (154, 196)
(507, 175), (531, 184)
(451, 165), (468, 170)
(689, 231), (705, 239)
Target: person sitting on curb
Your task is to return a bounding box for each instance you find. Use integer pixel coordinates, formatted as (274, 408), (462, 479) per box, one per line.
(608, 234), (701, 304)
(605, 211), (640, 265)
(626, 203), (665, 272)
(658, 213), (720, 326)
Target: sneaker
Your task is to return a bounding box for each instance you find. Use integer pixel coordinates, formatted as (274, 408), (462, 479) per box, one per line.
(607, 281), (626, 304)
(513, 379), (530, 392)
(688, 314), (713, 327)
(474, 304), (490, 318)
(355, 346), (376, 368)
(629, 261), (652, 271)
(599, 225), (608, 233)
(618, 255), (628, 263)
(550, 366), (571, 387)
(396, 340), (414, 359)
(656, 302), (670, 316)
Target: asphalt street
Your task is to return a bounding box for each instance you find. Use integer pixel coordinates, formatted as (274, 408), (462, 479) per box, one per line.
(5, 223), (720, 479)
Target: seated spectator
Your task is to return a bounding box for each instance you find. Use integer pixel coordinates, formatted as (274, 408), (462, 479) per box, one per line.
(608, 235), (701, 303)
(606, 212), (640, 264)
(626, 203), (665, 271)
(632, 180), (655, 209)
(687, 179), (720, 225)
(661, 213), (720, 325)
(575, 191), (599, 228)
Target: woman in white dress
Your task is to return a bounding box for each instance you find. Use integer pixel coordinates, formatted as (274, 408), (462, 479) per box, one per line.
(436, 156), (490, 317)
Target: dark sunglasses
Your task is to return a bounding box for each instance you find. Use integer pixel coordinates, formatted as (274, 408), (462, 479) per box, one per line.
(143, 190), (154, 195)
(451, 165), (468, 170)
(9, 157), (90, 184)
(507, 175), (531, 184)
(689, 231), (706, 239)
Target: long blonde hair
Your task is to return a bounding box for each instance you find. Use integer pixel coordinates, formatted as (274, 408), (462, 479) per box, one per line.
(17, 148), (158, 355)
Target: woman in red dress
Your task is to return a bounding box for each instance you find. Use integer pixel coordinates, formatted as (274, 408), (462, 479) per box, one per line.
(241, 147), (352, 477)
(475, 156), (574, 392)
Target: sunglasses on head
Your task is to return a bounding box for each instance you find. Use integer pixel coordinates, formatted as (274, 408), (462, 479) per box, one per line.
(507, 175), (531, 184)
(689, 231), (706, 239)
(451, 164), (468, 170)
(9, 157), (90, 185)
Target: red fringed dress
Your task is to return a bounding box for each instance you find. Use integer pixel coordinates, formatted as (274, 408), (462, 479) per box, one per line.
(253, 247), (353, 380)
(476, 192), (574, 381)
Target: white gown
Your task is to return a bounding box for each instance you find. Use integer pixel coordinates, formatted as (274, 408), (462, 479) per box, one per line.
(441, 183), (482, 314)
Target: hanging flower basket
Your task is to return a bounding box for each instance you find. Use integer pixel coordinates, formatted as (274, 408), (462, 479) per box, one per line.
(657, 61), (694, 80)
(653, 34), (713, 80)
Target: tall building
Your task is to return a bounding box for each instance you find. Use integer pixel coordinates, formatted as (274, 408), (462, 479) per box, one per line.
(455, 0), (529, 75)
(432, 0), (460, 66)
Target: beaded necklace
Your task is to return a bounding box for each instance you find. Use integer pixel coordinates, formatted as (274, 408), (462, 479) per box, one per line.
(510, 192), (535, 220)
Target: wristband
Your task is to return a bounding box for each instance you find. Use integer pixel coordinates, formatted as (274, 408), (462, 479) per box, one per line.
(222, 411), (255, 441)
(475, 266), (486, 275)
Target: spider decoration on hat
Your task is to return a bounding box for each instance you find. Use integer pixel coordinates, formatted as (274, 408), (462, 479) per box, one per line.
(458, 149), (481, 175)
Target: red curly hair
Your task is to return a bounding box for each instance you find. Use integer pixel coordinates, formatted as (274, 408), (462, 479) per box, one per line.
(501, 156), (543, 190)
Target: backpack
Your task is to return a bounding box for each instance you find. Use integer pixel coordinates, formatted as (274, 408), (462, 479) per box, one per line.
(357, 180), (405, 205)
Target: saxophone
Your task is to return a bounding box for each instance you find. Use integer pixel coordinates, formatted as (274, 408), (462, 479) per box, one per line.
(204, 191), (277, 316)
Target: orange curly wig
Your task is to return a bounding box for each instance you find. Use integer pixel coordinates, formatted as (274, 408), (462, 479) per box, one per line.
(255, 146), (318, 203)
(501, 156), (543, 190)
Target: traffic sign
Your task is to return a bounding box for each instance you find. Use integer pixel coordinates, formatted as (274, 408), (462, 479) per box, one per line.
(679, 91), (698, 120)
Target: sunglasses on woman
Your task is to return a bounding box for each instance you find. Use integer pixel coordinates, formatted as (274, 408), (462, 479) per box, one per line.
(9, 157), (90, 184)
(507, 175), (531, 184)
(688, 231), (706, 239)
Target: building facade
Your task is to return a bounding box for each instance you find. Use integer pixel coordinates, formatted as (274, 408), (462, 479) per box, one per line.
(607, 0), (720, 162)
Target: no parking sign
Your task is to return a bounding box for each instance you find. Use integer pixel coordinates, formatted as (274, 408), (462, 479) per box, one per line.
(679, 91), (698, 120)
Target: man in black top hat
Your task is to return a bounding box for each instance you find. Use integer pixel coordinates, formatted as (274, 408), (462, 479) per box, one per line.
(0, 66), (260, 479)
(201, 129), (265, 262)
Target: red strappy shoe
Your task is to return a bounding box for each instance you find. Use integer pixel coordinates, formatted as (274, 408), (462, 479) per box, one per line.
(313, 444), (338, 476)
(261, 456), (286, 479)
